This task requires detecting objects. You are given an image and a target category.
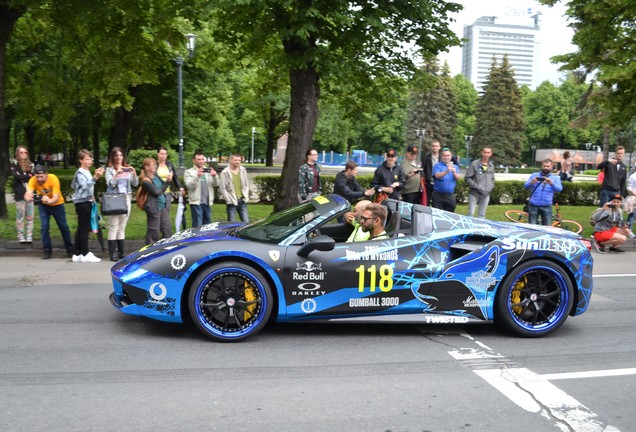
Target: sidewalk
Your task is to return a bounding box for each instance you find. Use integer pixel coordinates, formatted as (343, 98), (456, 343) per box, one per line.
(2, 238), (147, 258)
(3, 236), (636, 258)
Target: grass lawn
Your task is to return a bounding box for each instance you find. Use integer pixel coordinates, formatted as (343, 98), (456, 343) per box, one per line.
(0, 201), (598, 241)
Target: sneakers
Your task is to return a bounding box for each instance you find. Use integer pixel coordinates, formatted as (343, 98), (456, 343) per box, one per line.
(72, 254), (83, 262)
(80, 252), (102, 263)
(609, 247), (626, 253)
(628, 231), (635, 239)
(42, 250), (52, 260)
(591, 239), (606, 254)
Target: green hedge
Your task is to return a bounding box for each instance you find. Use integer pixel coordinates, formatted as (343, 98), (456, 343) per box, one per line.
(7, 170), (602, 207)
(253, 175), (602, 206)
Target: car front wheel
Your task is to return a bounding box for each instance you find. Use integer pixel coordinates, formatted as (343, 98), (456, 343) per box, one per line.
(496, 259), (574, 337)
(188, 262), (273, 342)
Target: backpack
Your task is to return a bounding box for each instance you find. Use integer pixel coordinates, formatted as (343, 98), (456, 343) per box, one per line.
(589, 207), (606, 227)
(136, 178), (150, 210)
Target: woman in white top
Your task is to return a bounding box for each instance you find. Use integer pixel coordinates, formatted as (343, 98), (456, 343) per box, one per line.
(104, 147), (139, 261)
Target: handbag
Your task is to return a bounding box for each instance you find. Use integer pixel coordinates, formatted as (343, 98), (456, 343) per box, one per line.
(101, 193), (128, 215)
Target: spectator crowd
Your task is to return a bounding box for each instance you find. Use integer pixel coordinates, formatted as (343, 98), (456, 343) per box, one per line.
(9, 142), (636, 259)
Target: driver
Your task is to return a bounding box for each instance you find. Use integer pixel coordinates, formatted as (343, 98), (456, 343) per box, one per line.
(358, 203), (389, 241)
(345, 200), (371, 242)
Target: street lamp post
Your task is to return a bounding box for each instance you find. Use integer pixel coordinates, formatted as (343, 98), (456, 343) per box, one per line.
(531, 145), (537, 167)
(177, 33), (197, 169)
(250, 127), (256, 163)
(464, 135), (473, 162)
(415, 129), (425, 152)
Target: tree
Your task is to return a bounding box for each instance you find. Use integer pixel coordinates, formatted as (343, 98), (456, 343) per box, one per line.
(541, 0), (636, 127)
(451, 74), (478, 154)
(212, 0), (461, 211)
(0, 0), (29, 219)
(405, 59), (458, 154)
(474, 55), (525, 166)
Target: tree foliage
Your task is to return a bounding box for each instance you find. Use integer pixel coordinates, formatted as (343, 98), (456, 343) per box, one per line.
(474, 56), (525, 166)
(211, 0), (461, 211)
(405, 59), (458, 155)
(541, 0), (636, 127)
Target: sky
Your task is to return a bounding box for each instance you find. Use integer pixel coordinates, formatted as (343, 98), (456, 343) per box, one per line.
(439, 0), (576, 86)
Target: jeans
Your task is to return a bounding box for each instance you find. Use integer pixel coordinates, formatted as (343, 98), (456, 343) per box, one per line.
(431, 191), (456, 212)
(599, 189), (619, 207)
(226, 199), (249, 222)
(39, 204), (73, 252)
(15, 200), (34, 241)
(191, 204), (211, 227)
(467, 193), (490, 218)
(528, 203), (552, 226)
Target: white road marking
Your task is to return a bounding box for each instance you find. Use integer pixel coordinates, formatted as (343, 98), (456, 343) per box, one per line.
(448, 335), (621, 432)
(541, 368), (636, 381)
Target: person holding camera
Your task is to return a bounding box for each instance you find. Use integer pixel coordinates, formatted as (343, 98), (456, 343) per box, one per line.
(105, 147), (139, 261)
(71, 149), (105, 263)
(597, 146), (627, 207)
(465, 146), (495, 218)
(524, 158), (563, 225)
(219, 153), (251, 222)
(139, 158), (173, 245)
(591, 193), (629, 253)
(184, 149), (219, 227)
(400, 146), (423, 204)
(432, 148), (461, 212)
(24, 165), (74, 259)
(372, 149), (405, 202)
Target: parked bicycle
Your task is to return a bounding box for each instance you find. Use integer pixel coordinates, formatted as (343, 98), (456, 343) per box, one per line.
(504, 201), (583, 234)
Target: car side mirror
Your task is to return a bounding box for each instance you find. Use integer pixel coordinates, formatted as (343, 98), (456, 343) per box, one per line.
(297, 235), (335, 258)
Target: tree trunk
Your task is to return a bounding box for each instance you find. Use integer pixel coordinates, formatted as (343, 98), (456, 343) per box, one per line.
(109, 107), (134, 151)
(0, 3), (25, 218)
(274, 67), (319, 212)
(92, 112), (101, 165)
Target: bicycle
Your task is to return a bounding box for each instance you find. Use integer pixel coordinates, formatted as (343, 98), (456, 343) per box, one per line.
(504, 202), (583, 234)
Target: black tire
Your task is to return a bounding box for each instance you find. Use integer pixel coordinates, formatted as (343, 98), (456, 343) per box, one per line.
(495, 259), (574, 337)
(188, 262), (273, 342)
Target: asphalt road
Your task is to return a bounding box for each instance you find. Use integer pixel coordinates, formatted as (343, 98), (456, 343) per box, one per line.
(0, 254), (633, 432)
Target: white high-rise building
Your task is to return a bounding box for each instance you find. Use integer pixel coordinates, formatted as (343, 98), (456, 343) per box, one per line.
(461, 12), (541, 92)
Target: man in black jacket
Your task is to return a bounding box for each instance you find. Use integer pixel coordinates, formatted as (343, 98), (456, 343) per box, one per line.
(371, 149), (405, 201)
(333, 161), (375, 204)
(597, 146), (627, 206)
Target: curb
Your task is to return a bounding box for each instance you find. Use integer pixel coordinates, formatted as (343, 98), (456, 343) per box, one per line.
(2, 239), (148, 258)
(3, 237), (636, 258)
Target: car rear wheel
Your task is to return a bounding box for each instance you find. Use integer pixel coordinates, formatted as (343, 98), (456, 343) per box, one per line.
(188, 262), (273, 342)
(495, 259), (573, 337)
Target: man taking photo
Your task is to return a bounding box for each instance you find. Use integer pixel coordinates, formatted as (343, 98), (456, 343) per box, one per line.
(24, 165), (74, 259)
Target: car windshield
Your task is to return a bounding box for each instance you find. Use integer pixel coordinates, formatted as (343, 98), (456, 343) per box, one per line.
(237, 202), (321, 243)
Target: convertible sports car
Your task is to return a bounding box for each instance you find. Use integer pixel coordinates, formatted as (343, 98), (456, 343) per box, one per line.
(109, 194), (593, 342)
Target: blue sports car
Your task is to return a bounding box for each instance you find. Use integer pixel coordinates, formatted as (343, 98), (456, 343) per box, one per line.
(109, 195), (593, 342)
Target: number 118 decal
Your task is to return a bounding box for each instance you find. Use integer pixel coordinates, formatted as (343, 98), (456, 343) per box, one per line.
(356, 264), (394, 293)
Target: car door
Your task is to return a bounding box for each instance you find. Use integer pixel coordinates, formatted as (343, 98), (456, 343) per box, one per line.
(282, 235), (435, 319)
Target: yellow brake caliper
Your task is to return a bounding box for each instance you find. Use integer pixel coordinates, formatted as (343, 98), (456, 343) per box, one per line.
(243, 280), (257, 322)
(511, 276), (526, 315)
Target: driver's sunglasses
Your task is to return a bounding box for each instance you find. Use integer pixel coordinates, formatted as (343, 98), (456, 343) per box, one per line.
(359, 216), (375, 223)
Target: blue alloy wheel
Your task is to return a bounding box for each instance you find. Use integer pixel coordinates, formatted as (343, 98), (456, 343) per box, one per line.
(188, 262), (273, 342)
(495, 259), (574, 337)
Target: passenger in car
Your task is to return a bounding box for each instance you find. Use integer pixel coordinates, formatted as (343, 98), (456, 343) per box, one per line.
(345, 200), (371, 242)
